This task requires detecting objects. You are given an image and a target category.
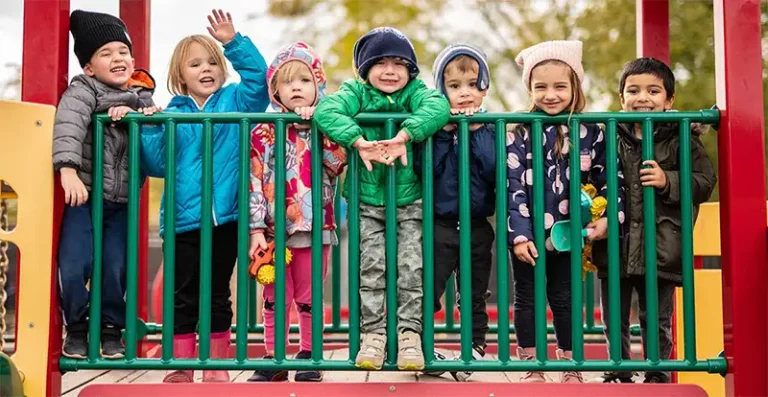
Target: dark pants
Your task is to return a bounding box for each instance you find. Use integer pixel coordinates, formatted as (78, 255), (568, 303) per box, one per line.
(600, 275), (675, 381)
(58, 201), (127, 328)
(169, 222), (238, 335)
(512, 252), (572, 350)
(432, 218), (494, 347)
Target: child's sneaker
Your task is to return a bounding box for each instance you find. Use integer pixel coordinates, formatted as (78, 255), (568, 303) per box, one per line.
(101, 324), (125, 359)
(247, 355), (289, 382)
(556, 349), (583, 383)
(516, 346), (547, 383)
(355, 333), (386, 370)
(422, 351), (448, 377)
(450, 343), (486, 382)
(294, 350), (323, 382)
(396, 331), (424, 371)
(62, 322), (88, 359)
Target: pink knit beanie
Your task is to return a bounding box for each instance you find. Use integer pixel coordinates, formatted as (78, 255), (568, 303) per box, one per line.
(515, 40), (584, 89)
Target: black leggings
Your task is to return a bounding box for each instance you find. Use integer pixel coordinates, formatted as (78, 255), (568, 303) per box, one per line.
(166, 222), (238, 335)
(512, 252), (572, 350)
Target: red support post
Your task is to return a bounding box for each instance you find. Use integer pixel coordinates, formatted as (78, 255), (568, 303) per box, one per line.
(635, 0), (670, 64)
(21, 0), (70, 395)
(120, 0), (151, 358)
(714, 1), (768, 396)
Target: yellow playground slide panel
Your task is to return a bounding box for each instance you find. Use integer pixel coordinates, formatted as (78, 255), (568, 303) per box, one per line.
(0, 100), (56, 397)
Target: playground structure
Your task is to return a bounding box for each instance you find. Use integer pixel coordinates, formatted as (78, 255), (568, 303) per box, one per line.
(1, 0), (767, 396)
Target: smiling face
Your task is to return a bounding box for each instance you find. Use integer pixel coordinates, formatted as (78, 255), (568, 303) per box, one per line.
(180, 41), (226, 106)
(443, 57), (487, 110)
(367, 57), (409, 94)
(84, 41), (135, 89)
(620, 73), (675, 112)
(273, 61), (317, 111)
(529, 62), (574, 115)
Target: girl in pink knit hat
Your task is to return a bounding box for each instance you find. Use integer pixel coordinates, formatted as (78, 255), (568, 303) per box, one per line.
(506, 40), (625, 384)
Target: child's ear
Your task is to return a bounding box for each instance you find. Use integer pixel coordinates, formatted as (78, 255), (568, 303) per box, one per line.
(664, 94), (676, 111)
(83, 64), (95, 77)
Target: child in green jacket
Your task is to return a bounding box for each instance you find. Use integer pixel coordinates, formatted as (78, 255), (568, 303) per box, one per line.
(314, 27), (449, 371)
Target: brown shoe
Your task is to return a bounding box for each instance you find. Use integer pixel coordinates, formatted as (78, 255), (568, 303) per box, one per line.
(516, 346), (547, 383)
(556, 349), (584, 383)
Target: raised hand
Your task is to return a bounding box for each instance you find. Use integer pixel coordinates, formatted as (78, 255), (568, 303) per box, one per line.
(207, 9), (236, 45)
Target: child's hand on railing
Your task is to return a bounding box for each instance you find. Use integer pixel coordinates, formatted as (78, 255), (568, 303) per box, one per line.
(378, 130), (410, 166)
(292, 106), (315, 129)
(587, 217), (608, 241)
(249, 231), (268, 259)
(352, 138), (385, 172)
(451, 107), (481, 116)
(207, 9), (236, 45)
(60, 167), (89, 207)
(513, 241), (538, 266)
(640, 160), (668, 188)
(446, 108), (483, 132)
(137, 106), (163, 116)
(107, 106), (134, 121)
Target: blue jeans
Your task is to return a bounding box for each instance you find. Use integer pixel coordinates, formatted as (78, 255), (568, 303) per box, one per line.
(58, 201), (127, 328)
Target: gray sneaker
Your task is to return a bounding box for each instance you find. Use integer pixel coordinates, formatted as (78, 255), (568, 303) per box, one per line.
(422, 351), (448, 377)
(450, 344), (485, 382)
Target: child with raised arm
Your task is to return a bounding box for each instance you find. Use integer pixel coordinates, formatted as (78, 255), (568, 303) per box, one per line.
(139, 9), (270, 383)
(314, 27), (450, 371)
(246, 42), (346, 383)
(54, 9), (159, 360)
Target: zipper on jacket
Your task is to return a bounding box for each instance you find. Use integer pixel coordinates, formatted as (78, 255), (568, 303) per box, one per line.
(114, 131), (127, 202)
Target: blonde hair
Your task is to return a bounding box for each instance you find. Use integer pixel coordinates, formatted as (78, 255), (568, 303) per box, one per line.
(444, 55), (479, 76)
(167, 35), (229, 96)
(526, 59), (586, 158)
(270, 60), (314, 104)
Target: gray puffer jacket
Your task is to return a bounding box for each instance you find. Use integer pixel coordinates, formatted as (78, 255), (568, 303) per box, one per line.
(52, 70), (155, 203)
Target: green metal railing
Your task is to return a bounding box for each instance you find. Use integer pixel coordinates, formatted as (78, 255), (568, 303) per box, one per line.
(59, 110), (726, 375)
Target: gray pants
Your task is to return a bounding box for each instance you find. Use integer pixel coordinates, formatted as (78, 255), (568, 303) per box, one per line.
(359, 202), (423, 334)
(599, 275), (676, 382)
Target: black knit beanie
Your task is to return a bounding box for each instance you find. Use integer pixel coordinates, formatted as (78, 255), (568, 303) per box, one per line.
(353, 27), (419, 80)
(70, 10), (133, 67)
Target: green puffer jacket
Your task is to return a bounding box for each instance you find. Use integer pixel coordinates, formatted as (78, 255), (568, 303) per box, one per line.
(314, 78), (449, 206)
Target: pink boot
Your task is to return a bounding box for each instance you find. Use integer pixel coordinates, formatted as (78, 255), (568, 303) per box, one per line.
(163, 334), (196, 383)
(203, 330), (231, 382)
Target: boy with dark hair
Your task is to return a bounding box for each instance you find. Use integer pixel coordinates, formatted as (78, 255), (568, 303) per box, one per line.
(592, 57), (716, 383)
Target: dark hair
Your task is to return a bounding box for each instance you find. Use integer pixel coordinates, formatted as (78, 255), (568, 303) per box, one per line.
(618, 57), (675, 99)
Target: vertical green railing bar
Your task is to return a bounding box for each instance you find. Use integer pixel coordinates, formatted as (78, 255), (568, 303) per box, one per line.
(384, 119), (398, 364)
(495, 120), (510, 363)
(248, 279), (257, 330)
(445, 275), (455, 329)
(679, 120), (697, 362)
(332, 183), (342, 329)
(273, 119), (288, 362)
(421, 136), (435, 362)
(568, 119), (584, 363)
(236, 119), (251, 363)
(88, 119), (105, 361)
(531, 119), (547, 361)
(641, 119), (660, 363)
(198, 119), (214, 361)
(585, 273), (594, 329)
(162, 119), (177, 362)
(605, 120), (622, 362)
(457, 120), (472, 361)
(347, 154), (361, 359)
(125, 120), (141, 360)
(310, 123), (324, 361)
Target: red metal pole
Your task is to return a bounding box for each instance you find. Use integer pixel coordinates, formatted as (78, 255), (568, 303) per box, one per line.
(21, 0), (70, 395)
(120, 0), (151, 358)
(714, 1), (768, 395)
(636, 0), (670, 64)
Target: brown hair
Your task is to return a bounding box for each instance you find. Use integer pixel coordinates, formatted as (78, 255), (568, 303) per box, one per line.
(167, 35), (229, 96)
(527, 59), (586, 158)
(444, 55), (479, 77)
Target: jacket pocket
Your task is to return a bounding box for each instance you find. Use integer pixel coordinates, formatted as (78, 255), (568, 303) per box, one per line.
(656, 215), (682, 275)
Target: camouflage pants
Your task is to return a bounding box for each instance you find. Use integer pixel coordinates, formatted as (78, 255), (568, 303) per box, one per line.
(359, 202), (423, 334)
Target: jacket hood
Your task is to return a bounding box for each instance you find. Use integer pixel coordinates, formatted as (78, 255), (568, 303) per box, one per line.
(267, 41), (326, 112)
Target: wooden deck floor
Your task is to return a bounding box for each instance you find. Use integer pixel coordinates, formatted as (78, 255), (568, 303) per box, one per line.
(61, 348), (620, 395)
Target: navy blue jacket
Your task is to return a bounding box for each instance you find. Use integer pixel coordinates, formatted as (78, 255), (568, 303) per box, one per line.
(506, 123), (625, 248)
(414, 123), (497, 220)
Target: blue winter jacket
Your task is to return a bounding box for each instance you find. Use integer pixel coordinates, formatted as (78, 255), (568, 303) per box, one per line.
(414, 123), (497, 220)
(506, 123), (625, 248)
(140, 33), (269, 236)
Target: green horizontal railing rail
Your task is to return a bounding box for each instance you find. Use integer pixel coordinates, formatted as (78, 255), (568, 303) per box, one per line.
(59, 110), (725, 375)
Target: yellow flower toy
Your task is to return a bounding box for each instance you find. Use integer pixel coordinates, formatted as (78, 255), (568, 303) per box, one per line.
(581, 184), (607, 280)
(248, 240), (293, 285)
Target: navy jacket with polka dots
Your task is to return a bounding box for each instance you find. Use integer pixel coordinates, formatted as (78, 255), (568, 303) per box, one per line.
(506, 123), (625, 250)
